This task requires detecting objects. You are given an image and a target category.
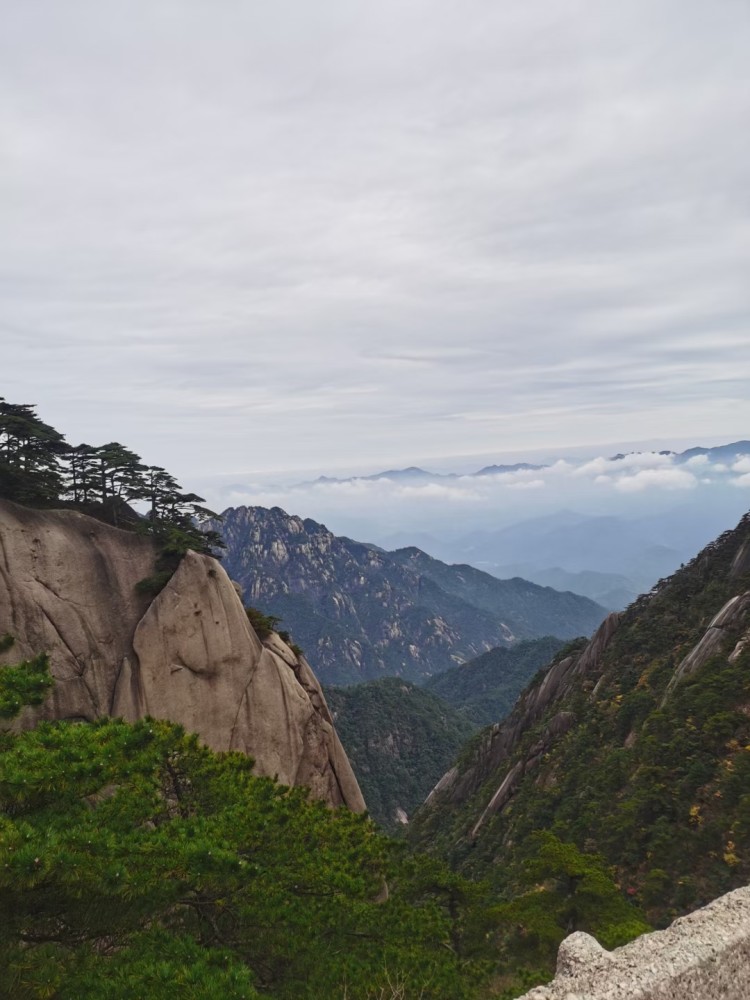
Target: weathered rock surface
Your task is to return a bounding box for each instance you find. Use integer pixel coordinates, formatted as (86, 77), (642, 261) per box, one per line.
(0, 499), (154, 723)
(662, 591), (750, 702)
(519, 885), (750, 1000)
(0, 499), (364, 811)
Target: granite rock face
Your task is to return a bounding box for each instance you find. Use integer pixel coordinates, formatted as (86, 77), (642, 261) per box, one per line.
(0, 499), (364, 812)
(0, 499), (154, 723)
(662, 590), (750, 702)
(519, 885), (750, 1000)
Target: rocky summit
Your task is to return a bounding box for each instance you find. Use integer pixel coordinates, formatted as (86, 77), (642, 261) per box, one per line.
(213, 505), (608, 685)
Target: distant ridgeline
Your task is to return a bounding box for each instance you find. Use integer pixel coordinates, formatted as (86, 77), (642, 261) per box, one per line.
(0, 397), (221, 584)
(212, 505), (607, 685)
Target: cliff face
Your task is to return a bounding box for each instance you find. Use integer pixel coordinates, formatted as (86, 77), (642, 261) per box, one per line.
(420, 612), (621, 833)
(0, 499), (364, 812)
(411, 510), (750, 923)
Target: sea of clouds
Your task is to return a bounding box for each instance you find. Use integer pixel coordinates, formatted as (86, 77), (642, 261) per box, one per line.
(199, 447), (750, 549)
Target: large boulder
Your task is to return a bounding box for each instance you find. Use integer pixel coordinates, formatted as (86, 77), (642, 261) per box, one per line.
(0, 499), (364, 812)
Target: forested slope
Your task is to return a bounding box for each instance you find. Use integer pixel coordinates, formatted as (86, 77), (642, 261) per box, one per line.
(410, 511), (750, 991)
(326, 678), (476, 829)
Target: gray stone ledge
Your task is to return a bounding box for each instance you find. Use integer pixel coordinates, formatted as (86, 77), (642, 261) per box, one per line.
(518, 885), (750, 1000)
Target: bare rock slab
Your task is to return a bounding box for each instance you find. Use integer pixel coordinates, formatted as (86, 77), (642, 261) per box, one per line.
(0, 500), (364, 812)
(518, 885), (750, 1000)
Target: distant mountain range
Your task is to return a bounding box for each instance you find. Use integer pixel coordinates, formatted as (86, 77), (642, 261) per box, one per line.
(212, 506), (607, 686)
(381, 502), (750, 609)
(307, 462), (545, 486)
(299, 441), (750, 488)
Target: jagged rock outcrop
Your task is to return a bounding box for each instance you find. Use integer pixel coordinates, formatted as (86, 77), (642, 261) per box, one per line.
(0, 499), (364, 811)
(519, 885), (750, 1000)
(212, 505), (608, 685)
(662, 591), (750, 701)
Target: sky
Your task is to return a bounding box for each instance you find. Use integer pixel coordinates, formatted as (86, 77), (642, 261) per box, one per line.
(3, 0), (750, 489)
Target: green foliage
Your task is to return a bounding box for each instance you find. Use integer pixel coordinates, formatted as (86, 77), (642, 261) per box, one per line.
(0, 638), (52, 720)
(0, 715), (485, 1000)
(244, 606), (283, 639)
(425, 637), (566, 726)
(325, 678), (476, 831)
(243, 607), (302, 655)
(0, 398), (66, 506)
(513, 833), (649, 944)
(409, 511), (750, 998)
(472, 834), (650, 998)
(0, 397), (222, 578)
(134, 570), (176, 598)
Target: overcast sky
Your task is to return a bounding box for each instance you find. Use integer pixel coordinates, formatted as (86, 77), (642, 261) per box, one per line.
(3, 0), (749, 486)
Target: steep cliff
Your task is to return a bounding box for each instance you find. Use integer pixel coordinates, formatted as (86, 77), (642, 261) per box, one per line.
(411, 510), (750, 923)
(0, 498), (364, 811)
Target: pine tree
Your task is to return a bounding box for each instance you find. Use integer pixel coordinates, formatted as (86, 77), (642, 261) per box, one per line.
(0, 714), (483, 999)
(0, 398), (66, 505)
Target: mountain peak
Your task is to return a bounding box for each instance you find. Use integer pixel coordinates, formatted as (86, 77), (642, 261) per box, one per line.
(211, 504), (607, 686)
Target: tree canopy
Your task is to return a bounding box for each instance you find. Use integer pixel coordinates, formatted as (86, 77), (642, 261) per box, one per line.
(0, 397), (221, 562)
(0, 646), (486, 1000)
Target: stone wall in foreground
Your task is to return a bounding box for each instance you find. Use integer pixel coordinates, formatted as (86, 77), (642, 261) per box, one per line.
(520, 885), (750, 1000)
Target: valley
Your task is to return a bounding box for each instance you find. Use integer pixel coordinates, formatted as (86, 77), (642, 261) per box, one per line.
(5, 3), (749, 994)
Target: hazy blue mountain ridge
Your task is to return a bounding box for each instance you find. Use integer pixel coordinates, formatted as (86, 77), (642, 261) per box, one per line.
(212, 505), (607, 685)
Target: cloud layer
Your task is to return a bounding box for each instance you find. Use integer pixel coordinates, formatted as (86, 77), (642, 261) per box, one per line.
(203, 447), (750, 547)
(2, 2), (749, 481)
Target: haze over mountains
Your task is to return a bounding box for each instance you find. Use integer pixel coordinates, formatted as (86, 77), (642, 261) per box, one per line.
(204, 441), (750, 610)
(3, 395), (750, 996)
(214, 505), (606, 686)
